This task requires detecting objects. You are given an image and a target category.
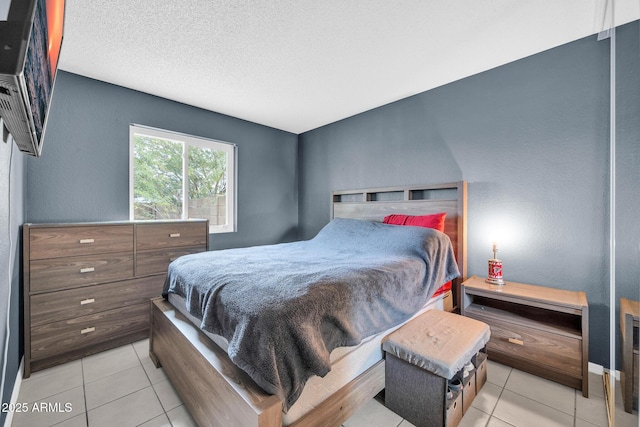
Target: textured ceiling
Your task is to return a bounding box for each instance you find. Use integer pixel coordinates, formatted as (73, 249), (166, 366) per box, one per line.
(57, 0), (639, 134)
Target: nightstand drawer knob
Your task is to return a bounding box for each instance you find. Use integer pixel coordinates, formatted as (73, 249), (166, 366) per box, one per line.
(508, 337), (524, 346)
(81, 327), (95, 334)
(169, 233), (181, 238)
(80, 267), (95, 274)
(79, 239), (95, 244)
(80, 298), (95, 305)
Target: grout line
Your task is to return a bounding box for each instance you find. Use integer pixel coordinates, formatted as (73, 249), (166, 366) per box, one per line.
(499, 371), (581, 420)
(132, 341), (175, 426)
(573, 388), (578, 427)
(83, 365), (151, 412)
(16, 369), (85, 421)
(25, 360), (80, 382)
(502, 386), (578, 418)
(485, 368), (510, 425)
(81, 358), (89, 427)
(85, 384), (153, 413)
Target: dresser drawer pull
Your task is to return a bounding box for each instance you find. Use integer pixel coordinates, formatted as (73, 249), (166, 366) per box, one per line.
(79, 239), (95, 244)
(81, 327), (96, 334)
(80, 267), (95, 273)
(508, 337), (524, 346)
(169, 233), (181, 238)
(80, 298), (95, 305)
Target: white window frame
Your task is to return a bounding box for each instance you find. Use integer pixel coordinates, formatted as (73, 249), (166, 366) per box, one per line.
(129, 124), (237, 233)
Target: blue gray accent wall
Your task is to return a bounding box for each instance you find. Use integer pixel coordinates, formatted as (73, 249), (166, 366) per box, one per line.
(0, 142), (26, 426)
(615, 22), (640, 365)
(298, 21), (639, 367)
(26, 71), (299, 250)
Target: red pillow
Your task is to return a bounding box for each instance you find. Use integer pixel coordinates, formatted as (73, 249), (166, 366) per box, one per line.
(383, 212), (447, 233)
(382, 214), (409, 225)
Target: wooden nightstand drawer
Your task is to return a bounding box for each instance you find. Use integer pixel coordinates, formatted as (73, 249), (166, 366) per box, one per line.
(477, 314), (582, 378)
(30, 303), (149, 362)
(136, 245), (207, 276)
(30, 252), (134, 293)
(31, 276), (163, 326)
(620, 298), (639, 412)
(29, 225), (133, 260)
(634, 351), (639, 408)
(136, 222), (208, 251)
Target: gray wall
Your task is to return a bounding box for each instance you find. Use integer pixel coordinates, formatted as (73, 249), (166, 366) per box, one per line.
(0, 141), (26, 426)
(615, 23), (640, 364)
(298, 22), (639, 367)
(615, 22), (640, 300)
(27, 71), (299, 250)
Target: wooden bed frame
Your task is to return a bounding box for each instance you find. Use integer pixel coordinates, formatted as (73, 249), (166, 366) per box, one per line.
(149, 181), (467, 426)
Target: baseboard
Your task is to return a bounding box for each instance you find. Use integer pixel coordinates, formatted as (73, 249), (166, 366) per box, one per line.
(3, 357), (23, 427)
(588, 362), (621, 380)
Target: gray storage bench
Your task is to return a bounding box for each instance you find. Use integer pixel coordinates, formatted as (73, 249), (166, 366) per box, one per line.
(382, 309), (490, 427)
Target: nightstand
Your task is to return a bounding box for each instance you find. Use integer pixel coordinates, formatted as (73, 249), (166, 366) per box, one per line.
(620, 298), (639, 413)
(460, 276), (589, 397)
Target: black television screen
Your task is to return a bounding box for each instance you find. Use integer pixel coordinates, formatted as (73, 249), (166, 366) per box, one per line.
(0, 0), (65, 157)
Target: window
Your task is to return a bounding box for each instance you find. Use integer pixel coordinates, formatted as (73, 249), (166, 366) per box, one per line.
(129, 124), (236, 233)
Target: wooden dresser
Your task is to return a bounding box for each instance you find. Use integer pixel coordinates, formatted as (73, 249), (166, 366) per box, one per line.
(23, 220), (209, 377)
(461, 276), (589, 397)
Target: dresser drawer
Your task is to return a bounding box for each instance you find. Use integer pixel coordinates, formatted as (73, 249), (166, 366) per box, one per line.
(30, 252), (134, 293)
(31, 276), (164, 326)
(29, 225), (133, 260)
(30, 303), (149, 362)
(136, 222), (208, 251)
(476, 315), (582, 378)
(136, 245), (207, 276)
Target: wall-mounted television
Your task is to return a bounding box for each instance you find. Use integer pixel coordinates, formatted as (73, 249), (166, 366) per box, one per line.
(0, 0), (65, 157)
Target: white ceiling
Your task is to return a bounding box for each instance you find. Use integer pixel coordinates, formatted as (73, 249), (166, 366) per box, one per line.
(57, 0), (639, 135)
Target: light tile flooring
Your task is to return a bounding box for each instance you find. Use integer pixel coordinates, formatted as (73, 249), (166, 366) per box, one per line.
(9, 339), (640, 427)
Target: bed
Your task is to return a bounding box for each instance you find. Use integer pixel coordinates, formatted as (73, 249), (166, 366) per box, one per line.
(149, 181), (468, 427)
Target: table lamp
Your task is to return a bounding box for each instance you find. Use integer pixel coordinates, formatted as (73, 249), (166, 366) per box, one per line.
(486, 241), (505, 285)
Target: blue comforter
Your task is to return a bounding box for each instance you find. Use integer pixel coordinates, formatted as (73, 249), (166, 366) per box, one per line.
(163, 218), (460, 410)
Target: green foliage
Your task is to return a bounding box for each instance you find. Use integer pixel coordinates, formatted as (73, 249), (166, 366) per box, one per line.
(133, 136), (182, 219)
(133, 134), (227, 220)
(188, 145), (227, 198)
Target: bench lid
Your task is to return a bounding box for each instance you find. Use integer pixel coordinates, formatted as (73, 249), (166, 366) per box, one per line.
(382, 310), (490, 379)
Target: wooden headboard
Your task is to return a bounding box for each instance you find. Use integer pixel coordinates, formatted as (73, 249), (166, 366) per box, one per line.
(332, 181), (467, 310)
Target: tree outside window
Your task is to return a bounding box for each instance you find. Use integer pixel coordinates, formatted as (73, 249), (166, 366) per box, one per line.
(129, 125), (236, 233)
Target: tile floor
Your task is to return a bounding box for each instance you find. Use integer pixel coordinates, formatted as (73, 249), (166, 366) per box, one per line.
(9, 339), (640, 427)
